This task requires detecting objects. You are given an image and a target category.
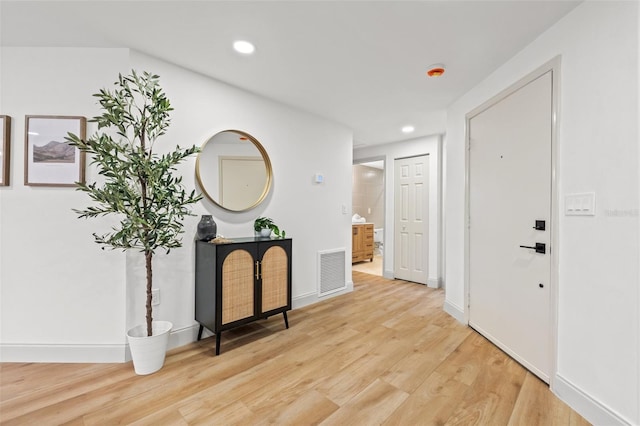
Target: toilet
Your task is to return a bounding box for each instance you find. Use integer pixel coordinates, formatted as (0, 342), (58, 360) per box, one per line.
(374, 228), (384, 255)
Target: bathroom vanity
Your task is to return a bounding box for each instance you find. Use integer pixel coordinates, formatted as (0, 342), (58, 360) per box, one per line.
(352, 223), (374, 263)
(195, 237), (292, 355)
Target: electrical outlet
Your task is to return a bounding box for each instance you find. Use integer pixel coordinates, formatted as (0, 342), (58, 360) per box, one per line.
(151, 288), (160, 306)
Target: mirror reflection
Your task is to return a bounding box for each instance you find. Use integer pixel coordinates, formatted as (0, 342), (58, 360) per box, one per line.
(196, 130), (272, 212)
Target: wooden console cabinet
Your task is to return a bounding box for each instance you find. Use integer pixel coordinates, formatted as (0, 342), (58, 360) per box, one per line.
(352, 224), (374, 263)
(195, 237), (292, 355)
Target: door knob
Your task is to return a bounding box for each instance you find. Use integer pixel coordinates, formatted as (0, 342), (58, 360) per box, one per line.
(519, 242), (546, 254)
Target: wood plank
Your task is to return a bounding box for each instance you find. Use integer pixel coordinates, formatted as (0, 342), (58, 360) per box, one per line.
(383, 371), (470, 425)
(185, 400), (255, 426)
(442, 335), (528, 425)
(252, 389), (338, 426)
(319, 378), (408, 425)
(127, 407), (189, 426)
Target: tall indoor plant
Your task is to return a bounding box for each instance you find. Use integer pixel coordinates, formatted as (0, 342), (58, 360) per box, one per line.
(68, 70), (201, 373)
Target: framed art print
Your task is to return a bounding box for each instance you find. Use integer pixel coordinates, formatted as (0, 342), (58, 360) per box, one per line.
(24, 115), (86, 187)
(0, 115), (10, 186)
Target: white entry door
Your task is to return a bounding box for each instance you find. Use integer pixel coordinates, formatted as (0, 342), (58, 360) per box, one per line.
(394, 155), (428, 284)
(468, 70), (553, 382)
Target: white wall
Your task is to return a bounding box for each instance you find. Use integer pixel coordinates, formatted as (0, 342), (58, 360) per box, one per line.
(354, 135), (442, 287)
(444, 2), (639, 425)
(0, 48), (354, 361)
(0, 47), (130, 362)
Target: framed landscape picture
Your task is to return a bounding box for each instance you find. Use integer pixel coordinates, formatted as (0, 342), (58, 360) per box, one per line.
(24, 115), (86, 187)
(0, 115), (10, 186)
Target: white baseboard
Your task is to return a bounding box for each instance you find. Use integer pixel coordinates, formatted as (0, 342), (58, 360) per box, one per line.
(0, 343), (127, 363)
(552, 374), (632, 426)
(383, 269), (394, 279)
(2, 325), (206, 364)
(443, 299), (466, 324)
(427, 277), (441, 288)
(292, 291), (319, 309)
(292, 281), (354, 310)
(168, 324), (200, 349)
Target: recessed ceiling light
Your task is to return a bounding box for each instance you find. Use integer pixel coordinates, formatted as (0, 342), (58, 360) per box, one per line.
(402, 126), (415, 134)
(233, 40), (255, 55)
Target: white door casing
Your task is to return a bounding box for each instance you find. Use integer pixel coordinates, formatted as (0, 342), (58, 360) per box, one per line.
(467, 69), (555, 383)
(394, 155), (429, 284)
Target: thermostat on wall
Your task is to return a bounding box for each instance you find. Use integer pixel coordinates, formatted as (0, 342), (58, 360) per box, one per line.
(314, 173), (324, 184)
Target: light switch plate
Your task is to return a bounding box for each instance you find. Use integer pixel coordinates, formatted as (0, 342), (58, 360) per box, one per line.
(565, 192), (596, 216)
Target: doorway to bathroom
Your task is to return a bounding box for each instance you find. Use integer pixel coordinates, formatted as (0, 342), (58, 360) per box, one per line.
(351, 160), (385, 276)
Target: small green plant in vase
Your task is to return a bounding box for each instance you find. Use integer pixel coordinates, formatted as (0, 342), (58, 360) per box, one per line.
(254, 216), (286, 238)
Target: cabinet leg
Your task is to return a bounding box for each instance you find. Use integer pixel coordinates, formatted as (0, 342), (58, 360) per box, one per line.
(215, 332), (221, 356)
(197, 325), (204, 341)
(283, 311), (289, 329)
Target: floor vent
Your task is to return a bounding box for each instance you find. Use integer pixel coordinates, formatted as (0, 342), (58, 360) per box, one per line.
(318, 248), (346, 296)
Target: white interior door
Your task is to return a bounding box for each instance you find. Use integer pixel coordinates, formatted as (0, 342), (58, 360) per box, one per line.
(394, 155), (428, 284)
(468, 71), (553, 382)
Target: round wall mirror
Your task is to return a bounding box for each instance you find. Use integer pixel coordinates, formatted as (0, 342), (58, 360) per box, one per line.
(196, 130), (272, 212)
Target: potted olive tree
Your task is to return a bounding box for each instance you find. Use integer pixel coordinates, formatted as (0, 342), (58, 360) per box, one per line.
(68, 71), (201, 374)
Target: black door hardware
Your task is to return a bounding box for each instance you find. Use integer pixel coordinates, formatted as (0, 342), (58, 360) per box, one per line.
(519, 242), (546, 254)
(533, 220), (546, 231)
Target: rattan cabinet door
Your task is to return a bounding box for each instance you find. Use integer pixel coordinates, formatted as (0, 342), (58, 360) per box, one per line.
(261, 245), (289, 313)
(221, 248), (255, 324)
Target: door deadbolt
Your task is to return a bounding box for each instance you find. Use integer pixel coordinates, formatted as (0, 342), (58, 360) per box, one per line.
(519, 242), (546, 254)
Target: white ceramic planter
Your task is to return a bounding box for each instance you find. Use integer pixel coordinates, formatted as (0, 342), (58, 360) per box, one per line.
(259, 228), (271, 237)
(126, 320), (172, 375)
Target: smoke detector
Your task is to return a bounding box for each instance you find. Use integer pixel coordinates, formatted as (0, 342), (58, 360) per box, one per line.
(426, 64), (446, 77)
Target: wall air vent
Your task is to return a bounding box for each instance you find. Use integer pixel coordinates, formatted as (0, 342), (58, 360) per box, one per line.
(318, 248), (346, 296)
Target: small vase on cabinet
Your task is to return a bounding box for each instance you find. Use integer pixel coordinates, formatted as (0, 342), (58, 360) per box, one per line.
(197, 215), (217, 241)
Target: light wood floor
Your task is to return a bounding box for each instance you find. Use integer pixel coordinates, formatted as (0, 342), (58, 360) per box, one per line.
(1, 272), (590, 425)
(352, 255), (383, 276)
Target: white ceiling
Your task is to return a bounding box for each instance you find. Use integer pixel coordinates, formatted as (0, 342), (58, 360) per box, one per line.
(1, 1), (581, 147)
